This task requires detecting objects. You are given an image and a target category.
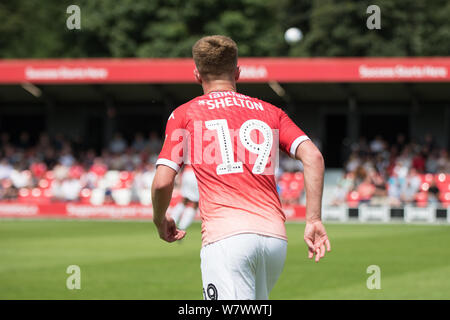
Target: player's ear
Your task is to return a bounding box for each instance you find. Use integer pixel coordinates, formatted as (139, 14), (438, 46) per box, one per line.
(194, 68), (202, 84)
(235, 66), (241, 81)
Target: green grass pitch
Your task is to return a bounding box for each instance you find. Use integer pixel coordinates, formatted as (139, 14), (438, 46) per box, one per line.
(1, 219), (449, 299)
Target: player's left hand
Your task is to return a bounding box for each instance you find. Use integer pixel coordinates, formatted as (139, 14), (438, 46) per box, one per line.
(154, 216), (186, 243)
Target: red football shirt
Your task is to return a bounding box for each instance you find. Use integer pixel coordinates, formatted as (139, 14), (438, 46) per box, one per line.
(157, 90), (309, 246)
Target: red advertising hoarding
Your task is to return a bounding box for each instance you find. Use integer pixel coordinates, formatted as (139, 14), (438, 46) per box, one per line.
(0, 201), (306, 220)
(0, 57), (449, 84)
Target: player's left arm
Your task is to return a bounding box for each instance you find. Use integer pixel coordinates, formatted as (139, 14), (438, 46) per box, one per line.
(295, 140), (331, 262)
(278, 108), (330, 262)
(151, 165), (186, 242)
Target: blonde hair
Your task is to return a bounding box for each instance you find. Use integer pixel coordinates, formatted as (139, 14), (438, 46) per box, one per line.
(192, 35), (238, 78)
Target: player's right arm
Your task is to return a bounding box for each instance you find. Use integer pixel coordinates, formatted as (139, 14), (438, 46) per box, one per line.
(152, 108), (187, 242)
(152, 165), (185, 242)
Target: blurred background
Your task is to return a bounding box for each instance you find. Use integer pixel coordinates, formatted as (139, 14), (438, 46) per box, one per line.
(0, 0), (450, 300)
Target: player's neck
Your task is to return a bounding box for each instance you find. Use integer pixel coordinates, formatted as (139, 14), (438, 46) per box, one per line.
(202, 80), (236, 95)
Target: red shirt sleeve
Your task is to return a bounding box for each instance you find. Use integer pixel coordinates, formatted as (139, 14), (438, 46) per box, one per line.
(278, 108), (309, 157)
(156, 107), (188, 172)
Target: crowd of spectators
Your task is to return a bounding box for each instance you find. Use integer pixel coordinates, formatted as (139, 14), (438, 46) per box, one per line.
(332, 133), (450, 207)
(0, 131), (162, 204)
(0, 131), (448, 207)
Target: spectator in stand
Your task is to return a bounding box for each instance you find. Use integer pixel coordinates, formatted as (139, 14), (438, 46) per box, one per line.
(374, 153), (389, 178)
(387, 172), (403, 207)
(90, 157), (108, 176)
(357, 176), (376, 204)
(110, 152), (126, 171)
(17, 132), (31, 150)
(369, 135), (385, 154)
(4, 144), (20, 165)
(331, 171), (355, 206)
(59, 144), (75, 167)
(369, 169), (388, 205)
(400, 168), (421, 204)
(394, 133), (407, 153)
(37, 132), (51, 150)
(351, 137), (370, 157)
(53, 162), (69, 184)
(30, 162), (47, 186)
(132, 163), (156, 193)
(147, 131), (162, 155)
(424, 133), (436, 152)
(428, 180), (441, 205)
(425, 151), (439, 174)
(0, 132), (10, 146)
(42, 148), (58, 169)
(0, 159), (13, 180)
(346, 152), (360, 173)
(82, 149), (97, 169)
(437, 149), (450, 173)
(53, 133), (66, 152)
(1, 178), (17, 200)
(354, 165), (367, 187)
(109, 133), (127, 154)
(411, 151), (426, 173)
(10, 165), (31, 189)
(132, 133), (147, 152)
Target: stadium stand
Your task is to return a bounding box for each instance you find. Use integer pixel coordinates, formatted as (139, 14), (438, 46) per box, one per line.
(0, 130), (448, 208)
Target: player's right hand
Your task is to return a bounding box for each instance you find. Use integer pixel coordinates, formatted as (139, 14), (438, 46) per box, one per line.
(155, 216), (186, 243)
(304, 220), (331, 263)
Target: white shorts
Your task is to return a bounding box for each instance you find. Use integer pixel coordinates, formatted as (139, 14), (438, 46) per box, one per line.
(180, 170), (199, 202)
(200, 233), (287, 300)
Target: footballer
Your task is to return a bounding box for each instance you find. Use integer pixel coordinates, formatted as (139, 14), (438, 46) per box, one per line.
(151, 35), (331, 300)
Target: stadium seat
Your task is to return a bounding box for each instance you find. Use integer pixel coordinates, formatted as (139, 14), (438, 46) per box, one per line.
(33, 188), (52, 204)
(69, 165), (84, 179)
(18, 188), (31, 203)
(112, 188), (132, 206)
(79, 188), (92, 204)
(346, 190), (361, 207)
(98, 170), (120, 189)
(90, 188), (105, 205)
(436, 173), (450, 193)
(440, 192), (450, 208)
(414, 191), (428, 207)
(278, 172), (304, 203)
(44, 171), (55, 181)
(138, 188), (152, 206)
(30, 163), (47, 179)
(38, 179), (51, 189)
(419, 173), (434, 191)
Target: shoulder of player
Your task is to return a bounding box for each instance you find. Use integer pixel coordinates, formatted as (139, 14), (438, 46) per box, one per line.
(250, 97), (285, 115)
(176, 95), (207, 112)
(167, 96), (209, 124)
(169, 98), (198, 117)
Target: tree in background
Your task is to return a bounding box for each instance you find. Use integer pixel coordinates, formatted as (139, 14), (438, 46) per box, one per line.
(0, 0), (449, 58)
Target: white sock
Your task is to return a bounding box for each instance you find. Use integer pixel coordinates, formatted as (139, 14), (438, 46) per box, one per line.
(178, 206), (196, 230)
(170, 202), (185, 224)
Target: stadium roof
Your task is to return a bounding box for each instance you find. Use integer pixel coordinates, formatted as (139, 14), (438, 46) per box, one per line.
(0, 58), (449, 106)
